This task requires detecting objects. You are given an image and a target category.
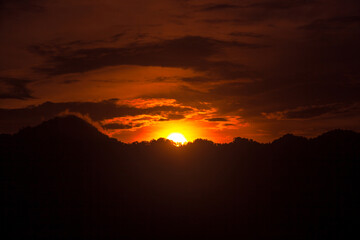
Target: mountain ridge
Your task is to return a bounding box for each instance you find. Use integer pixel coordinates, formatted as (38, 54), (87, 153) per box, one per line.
(2, 114), (359, 145)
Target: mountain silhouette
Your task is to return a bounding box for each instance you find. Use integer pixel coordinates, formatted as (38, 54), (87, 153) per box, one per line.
(1, 115), (359, 239)
(16, 115), (114, 144)
(272, 133), (308, 145)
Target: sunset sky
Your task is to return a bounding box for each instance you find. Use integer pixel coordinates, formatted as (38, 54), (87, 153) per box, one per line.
(1, 0), (359, 143)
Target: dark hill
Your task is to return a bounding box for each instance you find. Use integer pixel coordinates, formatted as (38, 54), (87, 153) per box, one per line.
(15, 115), (114, 144)
(272, 133), (308, 145)
(311, 129), (360, 148)
(1, 115), (359, 239)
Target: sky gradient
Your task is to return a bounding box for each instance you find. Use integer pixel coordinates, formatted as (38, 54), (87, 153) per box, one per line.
(1, 0), (359, 142)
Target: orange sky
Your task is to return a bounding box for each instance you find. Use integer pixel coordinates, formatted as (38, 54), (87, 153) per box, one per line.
(1, 0), (360, 143)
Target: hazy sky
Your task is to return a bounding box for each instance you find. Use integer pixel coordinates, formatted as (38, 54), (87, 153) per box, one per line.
(1, 0), (359, 142)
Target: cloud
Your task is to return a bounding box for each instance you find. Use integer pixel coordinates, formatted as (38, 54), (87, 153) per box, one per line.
(0, 0), (44, 13)
(110, 32), (126, 42)
(0, 77), (34, 100)
(200, 0), (321, 25)
(10, 99), (192, 121)
(299, 15), (360, 31)
(28, 31), (127, 54)
(206, 117), (228, 122)
(209, 81), (261, 97)
(198, 4), (239, 12)
(150, 113), (186, 122)
(32, 36), (265, 81)
(166, 113), (186, 120)
(181, 76), (212, 82)
(180, 63), (257, 82)
(102, 123), (134, 130)
(229, 32), (265, 38)
(60, 79), (80, 84)
(207, 74), (360, 118)
(262, 103), (360, 120)
(158, 118), (169, 121)
(245, 0), (317, 9)
(0, 99), (195, 133)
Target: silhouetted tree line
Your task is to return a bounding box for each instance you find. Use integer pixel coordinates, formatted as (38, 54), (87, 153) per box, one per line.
(1, 115), (359, 239)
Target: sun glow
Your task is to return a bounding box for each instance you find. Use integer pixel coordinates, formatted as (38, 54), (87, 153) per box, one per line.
(167, 133), (187, 146)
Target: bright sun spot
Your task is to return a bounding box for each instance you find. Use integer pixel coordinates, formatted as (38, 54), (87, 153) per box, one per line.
(167, 133), (187, 146)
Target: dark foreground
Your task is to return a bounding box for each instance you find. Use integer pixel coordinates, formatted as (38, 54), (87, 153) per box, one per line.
(1, 116), (360, 239)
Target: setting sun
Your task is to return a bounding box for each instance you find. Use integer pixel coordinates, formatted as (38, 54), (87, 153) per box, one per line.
(167, 133), (187, 146)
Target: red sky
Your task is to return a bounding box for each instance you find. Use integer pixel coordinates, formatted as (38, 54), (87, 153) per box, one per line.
(1, 0), (360, 143)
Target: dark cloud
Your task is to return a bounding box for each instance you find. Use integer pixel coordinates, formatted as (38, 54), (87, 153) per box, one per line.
(0, 0), (44, 13)
(181, 76), (212, 82)
(286, 105), (337, 119)
(0, 99), (193, 133)
(299, 15), (360, 31)
(165, 113), (186, 120)
(264, 82), (360, 110)
(158, 118), (169, 122)
(229, 32), (265, 38)
(186, 65), (255, 83)
(0, 77), (34, 100)
(102, 123), (134, 130)
(154, 113), (186, 121)
(109, 32), (126, 42)
(198, 4), (239, 12)
(32, 36), (265, 80)
(207, 61), (259, 80)
(201, 0), (321, 25)
(245, 0), (316, 9)
(61, 79), (80, 84)
(209, 82), (261, 97)
(263, 103), (360, 120)
(206, 117), (228, 122)
(180, 61), (257, 82)
(206, 74), (360, 119)
(28, 32), (127, 56)
(201, 19), (240, 25)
